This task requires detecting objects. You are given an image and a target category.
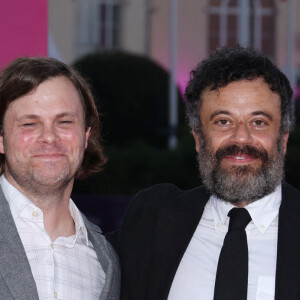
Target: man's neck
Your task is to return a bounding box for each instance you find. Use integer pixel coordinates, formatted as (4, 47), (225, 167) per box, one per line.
(3, 174), (76, 241)
(43, 201), (75, 242)
(234, 201), (252, 208)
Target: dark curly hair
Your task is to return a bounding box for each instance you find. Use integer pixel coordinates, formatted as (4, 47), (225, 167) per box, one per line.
(0, 57), (107, 178)
(185, 45), (294, 136)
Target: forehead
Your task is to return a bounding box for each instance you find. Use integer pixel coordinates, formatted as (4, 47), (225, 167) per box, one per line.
(200, 78), (281, 116)
(6, 76), (84, 117)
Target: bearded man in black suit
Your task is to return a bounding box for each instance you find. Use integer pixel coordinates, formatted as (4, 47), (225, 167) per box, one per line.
(108, 45), (300, 300)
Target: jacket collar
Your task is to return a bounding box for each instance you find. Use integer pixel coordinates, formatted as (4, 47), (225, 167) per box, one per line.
(0, 186), (39, 299)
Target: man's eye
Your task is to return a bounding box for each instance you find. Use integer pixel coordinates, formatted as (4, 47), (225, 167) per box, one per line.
(23, 123), (36, 127)
(60, 120), (73, 124)
(253, 120), (266, 126)
(217, 120), (230, 126)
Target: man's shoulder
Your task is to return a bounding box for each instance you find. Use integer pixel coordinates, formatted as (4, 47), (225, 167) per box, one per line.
(81, 213), (102, 234)
(80, 212), (113, 255)
(133, 183), (209, 207)
(135, 183), (208, 201)
(282, 182), (300, 208)
(282, 182), (300, 197)
(108, 183), (209, 251)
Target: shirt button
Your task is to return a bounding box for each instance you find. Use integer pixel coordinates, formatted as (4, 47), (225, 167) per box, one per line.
(260, 224), (265, 230)
(32, 211), (39, 217)
(51, 244), (54, 249)
(217, 223), (221, 228)
(54, 291), (58, 298)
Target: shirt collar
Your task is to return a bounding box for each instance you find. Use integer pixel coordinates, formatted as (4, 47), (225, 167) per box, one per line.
(69, 198), (89, 245)
(0, 174), (89, 245)
(210, 184), (282, 233)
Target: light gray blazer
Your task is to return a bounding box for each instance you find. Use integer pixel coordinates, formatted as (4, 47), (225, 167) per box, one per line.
(0, 187), (120, 299)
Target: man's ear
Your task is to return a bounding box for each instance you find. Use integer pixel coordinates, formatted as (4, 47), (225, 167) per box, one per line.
(282, 131), (289, 154)
(192, 130), (201, 153)
(84, 127), (91, 149)
(0, 135), (4, 154)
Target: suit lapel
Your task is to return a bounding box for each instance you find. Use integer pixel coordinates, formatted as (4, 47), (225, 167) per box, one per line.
(275, 183), (300, 300)
(83, 215), (120, 300)
(148, 186), (210, 300)
(0, 187), (39, 299)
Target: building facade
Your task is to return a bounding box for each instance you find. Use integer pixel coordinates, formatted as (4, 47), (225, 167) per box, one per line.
(49, 0), (299, 90)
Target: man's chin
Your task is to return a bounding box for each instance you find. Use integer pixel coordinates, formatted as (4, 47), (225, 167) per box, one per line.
(31, 169), (73, 186)
(219, 164), (260, 178)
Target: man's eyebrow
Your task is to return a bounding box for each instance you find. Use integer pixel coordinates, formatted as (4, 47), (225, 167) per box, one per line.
(56, 112), (79, 118)
(17, 114), (39, 121)
(251, 111), (273, 121)
(17, 112), (79, 120)
(210, 110), (231, 120)
(209, 110), (273, 121)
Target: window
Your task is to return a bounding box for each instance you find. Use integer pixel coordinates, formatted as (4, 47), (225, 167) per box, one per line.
(208, 0), (275, 60)
(76, 0), (120, 57)
(99, 2), (120, 48)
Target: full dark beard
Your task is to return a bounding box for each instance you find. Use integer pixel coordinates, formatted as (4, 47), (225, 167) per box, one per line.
(197, 138), (285, 205)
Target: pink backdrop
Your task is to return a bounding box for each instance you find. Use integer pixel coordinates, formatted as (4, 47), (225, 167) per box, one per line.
(0, 0), (48, 69)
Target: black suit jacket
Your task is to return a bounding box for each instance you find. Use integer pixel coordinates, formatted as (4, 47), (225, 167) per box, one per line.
(108, 182), (300, 300)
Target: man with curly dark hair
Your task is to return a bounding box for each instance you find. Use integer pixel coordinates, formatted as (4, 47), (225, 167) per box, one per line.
(108, 46), (300, 300)
(0, 57), (120, 299)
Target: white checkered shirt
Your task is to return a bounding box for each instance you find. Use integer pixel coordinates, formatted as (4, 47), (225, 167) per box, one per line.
(0, 175), (106, 300)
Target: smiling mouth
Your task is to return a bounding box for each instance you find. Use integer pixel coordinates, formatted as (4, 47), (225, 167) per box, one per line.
(224, 154), (257, 164)
(32, 153), (65, 159)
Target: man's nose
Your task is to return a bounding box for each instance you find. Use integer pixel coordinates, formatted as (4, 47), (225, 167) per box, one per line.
(37, 125), (58, 144)
(230, 122), (254, 145)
